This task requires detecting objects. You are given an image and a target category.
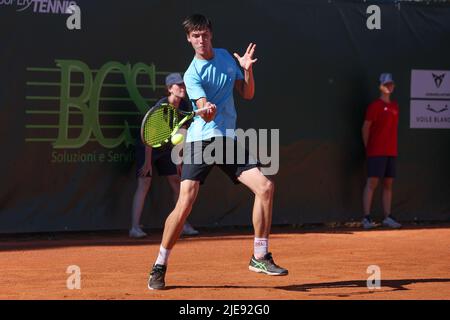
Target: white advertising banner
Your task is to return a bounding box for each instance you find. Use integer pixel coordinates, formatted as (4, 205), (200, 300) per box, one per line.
(410, 69), (450, 129)
(410, 100), (450, 129)
(410, 70), (450, 99)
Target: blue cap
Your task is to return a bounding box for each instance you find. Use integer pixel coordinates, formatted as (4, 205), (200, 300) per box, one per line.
(379, 73), (394, 85)
(165, 73), (184, 86)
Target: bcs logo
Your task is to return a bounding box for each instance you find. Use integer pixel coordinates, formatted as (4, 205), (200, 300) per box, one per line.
(26, 60), (158, 149)
(54, 60), (155, 149)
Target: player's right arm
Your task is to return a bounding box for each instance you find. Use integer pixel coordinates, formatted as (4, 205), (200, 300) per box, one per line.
(184, 69), (216, 122)
(195, 97), (216, 122)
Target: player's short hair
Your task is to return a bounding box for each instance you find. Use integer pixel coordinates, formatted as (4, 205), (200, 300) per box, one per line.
(182, 14), (212, 34)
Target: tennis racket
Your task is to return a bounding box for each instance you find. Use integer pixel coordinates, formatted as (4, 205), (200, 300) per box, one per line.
(140, 103), (207, 148)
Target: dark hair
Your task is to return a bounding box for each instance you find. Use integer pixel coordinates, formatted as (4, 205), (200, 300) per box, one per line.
(182, 14), (212, 34)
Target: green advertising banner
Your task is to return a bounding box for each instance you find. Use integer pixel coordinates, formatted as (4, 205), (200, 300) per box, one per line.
(1, 0), (449, 233)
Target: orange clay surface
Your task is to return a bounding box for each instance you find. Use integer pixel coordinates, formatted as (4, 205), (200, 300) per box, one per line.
(0, 225), (449, 300)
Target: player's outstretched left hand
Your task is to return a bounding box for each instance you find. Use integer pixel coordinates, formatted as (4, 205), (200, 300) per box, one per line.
(234, 43), (257, 71)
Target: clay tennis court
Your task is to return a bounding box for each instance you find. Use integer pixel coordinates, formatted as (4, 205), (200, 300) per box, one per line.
(0, 224), (449, 300)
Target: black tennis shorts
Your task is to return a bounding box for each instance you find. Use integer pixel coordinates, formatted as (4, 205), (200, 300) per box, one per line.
(367, 156), (397, 178)
(180, 137), (260, 185)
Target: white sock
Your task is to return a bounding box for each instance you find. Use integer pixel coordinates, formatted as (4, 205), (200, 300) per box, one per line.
(155, 245), (171, 266)
(254, 238), (268, 259)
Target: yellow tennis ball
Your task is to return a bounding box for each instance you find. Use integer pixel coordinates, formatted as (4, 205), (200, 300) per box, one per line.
(171, 133), (184, 145)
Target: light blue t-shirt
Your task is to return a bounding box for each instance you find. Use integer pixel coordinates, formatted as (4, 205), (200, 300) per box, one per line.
(183, 48), (244, 142)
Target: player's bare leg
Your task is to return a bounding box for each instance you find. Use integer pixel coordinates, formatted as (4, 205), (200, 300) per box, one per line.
(238, 168), (274, 238)
(148, 179), (200, 290)
(238, 168), (287, 275)
(166, 174), (181, 204)
(166, 175), (199, 236)
(162, 179), (200, 249)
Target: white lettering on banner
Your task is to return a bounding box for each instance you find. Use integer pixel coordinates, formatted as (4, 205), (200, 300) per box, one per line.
(410, 100), (450, 129)
(4, 0), (79, 14)
(0, 0), (14, 6)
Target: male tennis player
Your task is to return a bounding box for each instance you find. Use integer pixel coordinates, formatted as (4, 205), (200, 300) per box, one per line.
(361, 73), (402, 229)
(148, 14), (288, 290)
(130, 73), (199, 238)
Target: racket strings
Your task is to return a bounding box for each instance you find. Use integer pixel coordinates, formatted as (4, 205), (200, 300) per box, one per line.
(143, 105), (180, 146)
